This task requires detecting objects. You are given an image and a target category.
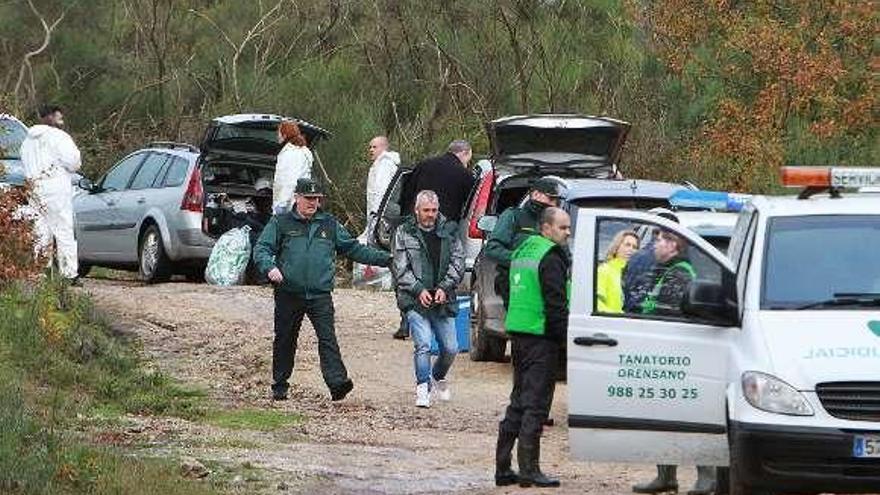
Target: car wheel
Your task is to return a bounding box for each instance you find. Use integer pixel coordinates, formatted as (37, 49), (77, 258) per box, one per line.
(77, 263), (92, 278)
(139, 225), (171, 284)
(469, 285), (507, 362)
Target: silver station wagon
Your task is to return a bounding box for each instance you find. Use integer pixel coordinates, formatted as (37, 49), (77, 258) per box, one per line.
(75, 114), (329, 283)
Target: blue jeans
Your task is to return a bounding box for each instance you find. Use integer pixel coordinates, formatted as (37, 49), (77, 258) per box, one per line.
(406, 310), (457, 385)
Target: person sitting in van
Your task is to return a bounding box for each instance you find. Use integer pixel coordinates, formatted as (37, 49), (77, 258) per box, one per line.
(596, 229), (639, 313)
(640, 230), (695, 316)
(622, 208), (678, 312)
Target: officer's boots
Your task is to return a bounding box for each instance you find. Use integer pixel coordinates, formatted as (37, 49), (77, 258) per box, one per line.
(686, 466), (716, 495)
(494, 427), (518, 486)
(632, 465), (678, 493)
(517, 436), (560, 488)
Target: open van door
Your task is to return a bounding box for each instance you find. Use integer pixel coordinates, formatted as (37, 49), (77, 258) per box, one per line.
(371, 168), (412, 250)
(567, 209), (739, 466)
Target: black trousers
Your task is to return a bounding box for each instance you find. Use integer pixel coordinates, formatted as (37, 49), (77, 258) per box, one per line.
(499, 334), (560, 440)
(272, 290), (348, 393)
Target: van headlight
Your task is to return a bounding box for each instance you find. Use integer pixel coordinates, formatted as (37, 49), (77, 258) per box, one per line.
(741, 371), (814, 416)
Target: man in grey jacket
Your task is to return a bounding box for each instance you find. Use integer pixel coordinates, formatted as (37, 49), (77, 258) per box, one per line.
(393, 190), (465, 408)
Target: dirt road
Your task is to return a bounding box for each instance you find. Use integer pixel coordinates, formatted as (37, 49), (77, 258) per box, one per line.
(84, 278), (704, 494)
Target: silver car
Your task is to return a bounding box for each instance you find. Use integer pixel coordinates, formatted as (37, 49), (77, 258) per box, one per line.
(75, 142), (213, 282)
(75, 114), (330, 283)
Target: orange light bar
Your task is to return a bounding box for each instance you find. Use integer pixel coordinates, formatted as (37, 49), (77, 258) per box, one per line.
(780, 166), (830, 187)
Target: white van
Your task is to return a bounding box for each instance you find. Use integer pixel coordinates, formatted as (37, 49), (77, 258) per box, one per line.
(567, 167), (880, 495)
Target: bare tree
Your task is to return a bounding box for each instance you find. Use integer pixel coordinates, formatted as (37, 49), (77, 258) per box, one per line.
(14, 0), (65, 110)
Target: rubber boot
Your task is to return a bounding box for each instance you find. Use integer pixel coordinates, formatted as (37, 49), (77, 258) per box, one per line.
(517, 437), (560, 488)
(632, 465), (678, 493)
(687, 466), (716, 495)
(494, 427), (518, 486)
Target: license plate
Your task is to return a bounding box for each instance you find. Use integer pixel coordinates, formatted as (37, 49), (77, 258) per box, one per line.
(853, 435), (880, 458)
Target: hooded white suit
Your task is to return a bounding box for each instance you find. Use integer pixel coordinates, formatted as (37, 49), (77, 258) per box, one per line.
(273, 143), (313, 213)
(366, 150), (400, 218)
(20, 124), (82, 279)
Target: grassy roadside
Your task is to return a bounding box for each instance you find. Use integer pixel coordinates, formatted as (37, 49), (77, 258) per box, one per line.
(0, 280), (217, 494)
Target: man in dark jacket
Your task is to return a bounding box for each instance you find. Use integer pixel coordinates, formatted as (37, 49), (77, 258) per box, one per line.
(494, 207), (570, 488)
(641, 230), (695, 316)
(393, 190), (465, 408)
(253, 178), (391, 402)
(401, 140), (475, 221)
(632, 228), (706, 495)
(622, 208), (678, 312)
(484, 178), (562, 308)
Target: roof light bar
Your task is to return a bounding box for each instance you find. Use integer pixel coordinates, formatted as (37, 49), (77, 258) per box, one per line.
(669, 190), (749, 212)
(781, 166), (880, 188)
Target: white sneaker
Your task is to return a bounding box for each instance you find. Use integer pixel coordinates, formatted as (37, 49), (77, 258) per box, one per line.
(434, 379), (451, 402)
(415, 382), (431, 408)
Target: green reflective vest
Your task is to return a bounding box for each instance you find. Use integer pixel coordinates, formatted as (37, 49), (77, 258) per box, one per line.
(505, 235), (558, 335)
(640, 260), (696, 314)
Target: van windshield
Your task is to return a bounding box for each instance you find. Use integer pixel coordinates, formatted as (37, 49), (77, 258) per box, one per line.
(762, 215), (880, 310)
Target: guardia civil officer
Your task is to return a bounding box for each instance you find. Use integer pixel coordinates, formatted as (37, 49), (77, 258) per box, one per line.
(484, 178), (562, 307)
(254, 178), (391, 402)
(494, 207), (570, 488)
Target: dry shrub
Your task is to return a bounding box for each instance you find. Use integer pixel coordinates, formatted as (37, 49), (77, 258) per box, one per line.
(0, 179), (44, 285)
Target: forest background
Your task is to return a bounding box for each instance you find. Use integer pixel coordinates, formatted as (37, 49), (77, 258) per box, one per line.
(1, 0), (876, 229)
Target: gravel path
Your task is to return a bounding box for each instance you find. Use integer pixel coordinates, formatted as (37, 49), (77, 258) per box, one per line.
(83, 278), (702, 494)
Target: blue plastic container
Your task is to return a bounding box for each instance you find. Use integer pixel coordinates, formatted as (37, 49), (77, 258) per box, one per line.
(429, 295), (471, 355)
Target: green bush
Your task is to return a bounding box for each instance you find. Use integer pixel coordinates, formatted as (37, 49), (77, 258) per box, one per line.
(0, 280), (214, 494)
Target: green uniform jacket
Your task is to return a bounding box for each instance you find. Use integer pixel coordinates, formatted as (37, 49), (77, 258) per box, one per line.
(253, 209), (390, 298)
(484, 199), (546, 268)
(392, 215), (465, 316)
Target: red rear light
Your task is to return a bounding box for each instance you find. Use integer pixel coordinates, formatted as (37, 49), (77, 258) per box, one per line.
(468, 170), (495, 239)
(180, 166), (203, 212)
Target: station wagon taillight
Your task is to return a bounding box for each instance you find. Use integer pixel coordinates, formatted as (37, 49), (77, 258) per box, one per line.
(468, 170), (495, 239)
(180, 167), (203, 212)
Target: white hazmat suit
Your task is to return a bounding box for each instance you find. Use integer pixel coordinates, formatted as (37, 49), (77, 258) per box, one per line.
(273, 143), (313, 213)
(352, 149), (400, 291)
(20, 124), (82, 279)
(365, 150), (400, 218)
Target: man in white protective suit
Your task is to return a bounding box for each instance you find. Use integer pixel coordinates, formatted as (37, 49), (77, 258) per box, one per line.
(365, 136), (400, 219)
(20, 105), (82, 283)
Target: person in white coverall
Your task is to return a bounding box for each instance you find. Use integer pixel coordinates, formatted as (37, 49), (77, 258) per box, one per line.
(363, 136), (409, 340)
(20, 105), (82, 282)
(366, 136), (400, 218)
(273, 120), (313, 214)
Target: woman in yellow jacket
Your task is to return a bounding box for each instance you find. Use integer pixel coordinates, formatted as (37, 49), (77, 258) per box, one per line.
(596, 230), (639, 313)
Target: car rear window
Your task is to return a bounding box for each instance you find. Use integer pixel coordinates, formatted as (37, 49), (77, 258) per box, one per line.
(495, 126), (620, 157)
(570, 197), (671, 210)
(162, 157), (189, 187)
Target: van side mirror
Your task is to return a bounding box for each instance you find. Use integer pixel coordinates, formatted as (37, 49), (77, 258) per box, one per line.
(477, 215), (497, 233)
(683, 280), (738, 326)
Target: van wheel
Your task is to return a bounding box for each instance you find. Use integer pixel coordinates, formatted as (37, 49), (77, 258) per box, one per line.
(728, 438), (773, 495)
(469, 288), (507, 362)
(139, 225), (172, 284)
